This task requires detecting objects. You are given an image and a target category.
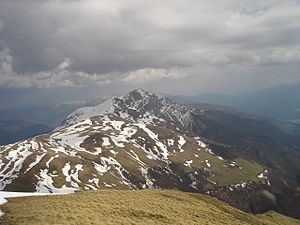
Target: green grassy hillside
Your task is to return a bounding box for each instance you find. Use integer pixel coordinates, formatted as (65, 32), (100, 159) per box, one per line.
(1, 189), (299, 225)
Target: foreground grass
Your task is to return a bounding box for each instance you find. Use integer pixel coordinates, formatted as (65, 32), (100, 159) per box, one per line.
(1, 189), (299, 225)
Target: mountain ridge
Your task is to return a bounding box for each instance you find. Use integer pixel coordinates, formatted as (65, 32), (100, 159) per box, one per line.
(63, 89), (193, 129)
(0, 89), (299, 219)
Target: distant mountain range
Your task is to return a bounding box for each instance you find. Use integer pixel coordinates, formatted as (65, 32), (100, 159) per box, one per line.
(171, 83), (300, 123)
(0, 89), (299, 219)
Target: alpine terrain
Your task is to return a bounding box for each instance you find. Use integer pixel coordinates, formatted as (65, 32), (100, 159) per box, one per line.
(0, 89), (299, 219)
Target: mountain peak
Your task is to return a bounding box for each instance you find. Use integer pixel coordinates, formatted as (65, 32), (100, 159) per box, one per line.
(130, 88), (150, 95)
(122, 88), (153, 102)
(63, 89), (192, 129)
(124, 88), (165, 101)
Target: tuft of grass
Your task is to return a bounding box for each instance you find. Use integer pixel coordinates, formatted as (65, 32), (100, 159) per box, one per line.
(1, 189), (299, 225)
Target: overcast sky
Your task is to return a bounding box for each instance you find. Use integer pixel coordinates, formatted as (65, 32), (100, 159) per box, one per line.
(0, 0), (300, 108)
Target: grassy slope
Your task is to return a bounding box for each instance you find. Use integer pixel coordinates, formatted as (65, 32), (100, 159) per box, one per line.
(1, 189), (299, 225)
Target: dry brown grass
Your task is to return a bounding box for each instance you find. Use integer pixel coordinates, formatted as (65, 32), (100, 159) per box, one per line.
(1, 189), (299, 225)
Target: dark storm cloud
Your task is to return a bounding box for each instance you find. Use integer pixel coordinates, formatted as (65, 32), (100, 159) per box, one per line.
(0, 0), (300, 90)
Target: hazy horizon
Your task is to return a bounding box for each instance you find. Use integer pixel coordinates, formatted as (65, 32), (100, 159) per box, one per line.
(0, 82), (299, 110)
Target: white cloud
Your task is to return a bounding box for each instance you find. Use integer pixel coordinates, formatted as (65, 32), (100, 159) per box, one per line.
(0, 47), (12, 74)
(57, 58), (71, 70)
(123, 68), (187, 82)
(0, 0), (299, 91)
(262, 48), (300, 65)
(0, 47), (186, 88)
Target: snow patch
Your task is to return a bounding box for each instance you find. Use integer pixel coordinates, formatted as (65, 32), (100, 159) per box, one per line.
(35, 169), (77, 193)
(102, 137), (111, 146)
(184, 160), (193, 168)
(25, 153), (47, 174)
(178, 136), (186, 149)
(167, 139), (174, 146)
(140, 167), (153, 188)
(205, 160), (211, 168)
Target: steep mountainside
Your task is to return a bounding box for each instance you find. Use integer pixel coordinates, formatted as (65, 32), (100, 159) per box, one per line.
(0, 89), (299, 218)
(184, 103), (300, 218)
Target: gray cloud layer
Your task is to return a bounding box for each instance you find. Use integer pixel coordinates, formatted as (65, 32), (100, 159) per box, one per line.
(0, 0), (300, 93)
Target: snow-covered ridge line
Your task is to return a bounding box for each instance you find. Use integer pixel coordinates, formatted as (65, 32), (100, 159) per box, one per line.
(62, 89), (194, 129)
